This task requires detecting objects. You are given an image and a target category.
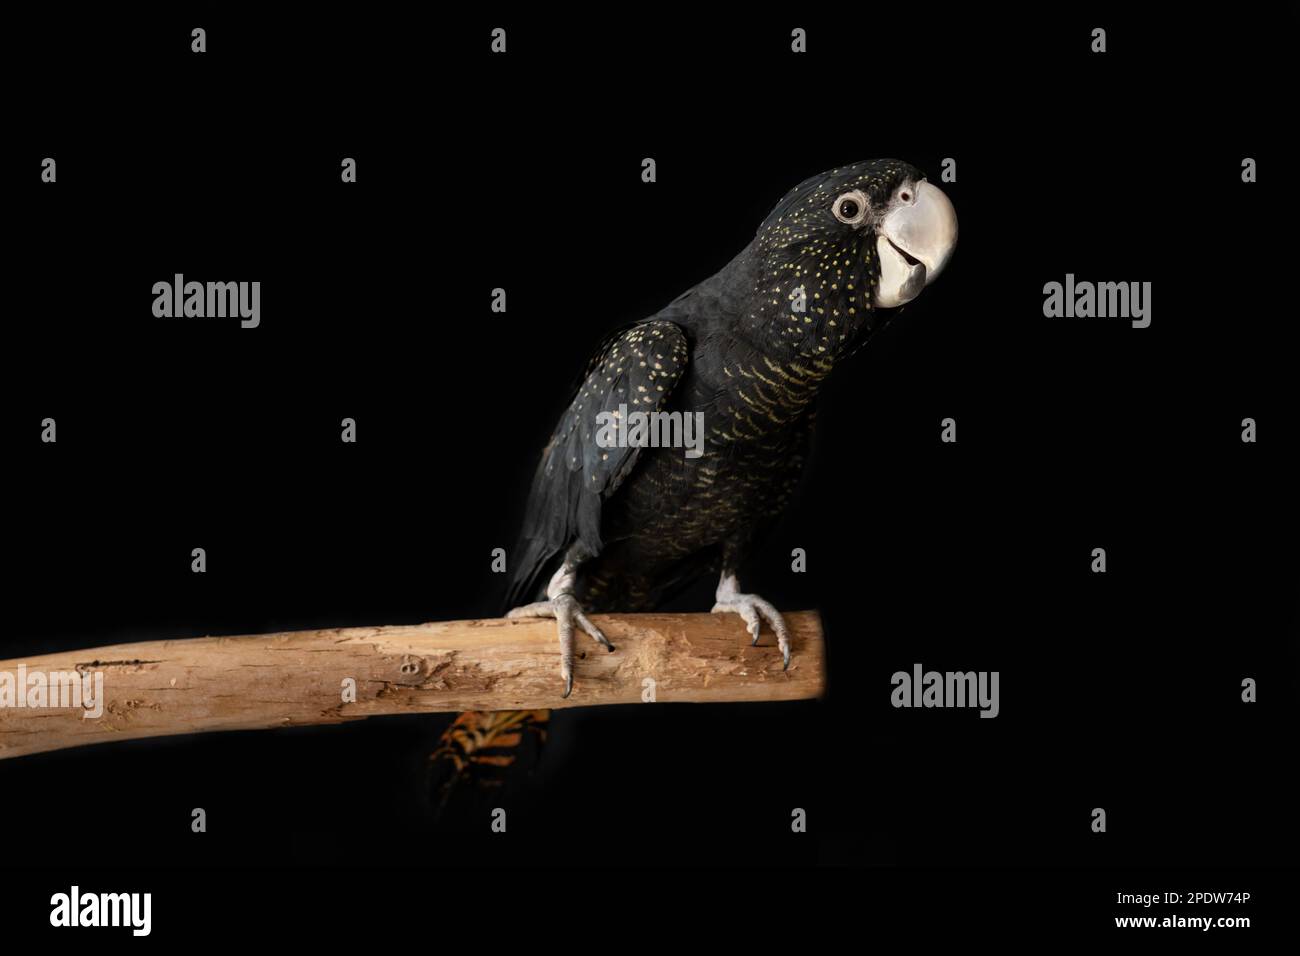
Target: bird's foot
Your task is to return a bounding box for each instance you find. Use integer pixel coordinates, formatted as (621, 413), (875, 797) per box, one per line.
(711, 577), (791, 670)
(506, 593), (614, 698)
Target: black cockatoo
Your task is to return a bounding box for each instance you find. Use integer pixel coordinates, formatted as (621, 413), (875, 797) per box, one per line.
(505, 158), (957, 694)
(429, 159), (956, 810)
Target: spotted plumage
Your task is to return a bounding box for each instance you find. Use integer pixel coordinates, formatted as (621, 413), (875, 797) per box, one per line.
(506, 160), (933, 625)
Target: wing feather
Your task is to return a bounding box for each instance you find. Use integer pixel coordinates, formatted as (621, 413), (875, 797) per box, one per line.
(504, 320), (689, 608)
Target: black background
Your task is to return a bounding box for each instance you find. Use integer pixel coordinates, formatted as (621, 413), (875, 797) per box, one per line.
(4, 4), (1296, 938)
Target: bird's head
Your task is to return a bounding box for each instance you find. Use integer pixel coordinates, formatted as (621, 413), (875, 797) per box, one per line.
(746, 159), (957, 356)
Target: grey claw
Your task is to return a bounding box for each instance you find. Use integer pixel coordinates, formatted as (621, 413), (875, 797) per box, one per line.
(783, 647), (791, 670)
(506, 591), (614, 700)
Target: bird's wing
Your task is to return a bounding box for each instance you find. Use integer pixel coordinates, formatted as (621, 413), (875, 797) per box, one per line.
(504, 320), (690, 609)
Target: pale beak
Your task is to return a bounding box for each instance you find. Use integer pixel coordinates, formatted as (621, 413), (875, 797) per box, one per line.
(873, 180), (958, 308)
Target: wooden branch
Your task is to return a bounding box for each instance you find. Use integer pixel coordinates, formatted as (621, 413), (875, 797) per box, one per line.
(0, 611), (824, 759)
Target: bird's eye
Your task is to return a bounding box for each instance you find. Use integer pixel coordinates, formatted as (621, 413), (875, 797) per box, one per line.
(900, 190), (912, 202)
(832, 190), (869, 225)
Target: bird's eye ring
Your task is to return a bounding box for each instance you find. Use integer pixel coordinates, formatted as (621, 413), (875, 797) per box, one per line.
(832, 190), (869, 226)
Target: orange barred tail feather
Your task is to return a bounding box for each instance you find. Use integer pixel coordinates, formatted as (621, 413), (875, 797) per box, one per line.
(427, 709), (550, 818)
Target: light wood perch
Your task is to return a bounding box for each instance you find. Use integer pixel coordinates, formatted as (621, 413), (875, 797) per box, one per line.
(0, 611), (825, 759)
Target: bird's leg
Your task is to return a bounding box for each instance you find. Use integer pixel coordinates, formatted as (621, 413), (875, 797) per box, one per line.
(505, 561), (614, 698)
(711, 571), (792, 670)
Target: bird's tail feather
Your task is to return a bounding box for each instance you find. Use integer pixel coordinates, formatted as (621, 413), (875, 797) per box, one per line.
(426, 709), (550, 820)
